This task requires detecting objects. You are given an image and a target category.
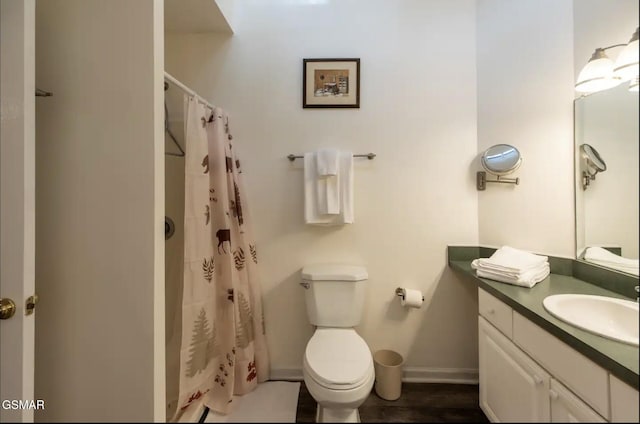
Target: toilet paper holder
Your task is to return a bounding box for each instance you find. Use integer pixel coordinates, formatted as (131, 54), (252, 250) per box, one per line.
(395, 287), (424, 302)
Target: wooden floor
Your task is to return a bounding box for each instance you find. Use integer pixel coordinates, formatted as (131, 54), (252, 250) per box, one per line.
(296, 382), (489, 423)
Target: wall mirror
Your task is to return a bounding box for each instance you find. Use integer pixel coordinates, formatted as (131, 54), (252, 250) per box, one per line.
(574, 83), (639, 277)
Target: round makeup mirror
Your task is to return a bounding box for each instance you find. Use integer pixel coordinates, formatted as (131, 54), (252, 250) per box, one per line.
(580, 144), (607, 190)
(580, 143), (607, 173)
(481, 144), (522, 176)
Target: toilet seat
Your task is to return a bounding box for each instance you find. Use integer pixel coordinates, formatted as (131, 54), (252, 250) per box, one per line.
(304, 328), (373, 390)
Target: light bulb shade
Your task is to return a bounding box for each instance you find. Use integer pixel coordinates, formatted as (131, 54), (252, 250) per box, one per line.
(630, 76), (639, 92)
(575, 50), (622, 93)
(613, 38), (639, 81)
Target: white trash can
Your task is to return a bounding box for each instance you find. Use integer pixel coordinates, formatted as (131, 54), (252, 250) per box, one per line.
(373, 349), (404, 401)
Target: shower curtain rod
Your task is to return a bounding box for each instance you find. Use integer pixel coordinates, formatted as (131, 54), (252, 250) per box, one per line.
(164, 71), (214, 111)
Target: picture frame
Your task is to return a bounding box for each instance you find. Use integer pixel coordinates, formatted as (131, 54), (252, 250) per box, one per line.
(303, 58), (360, 108)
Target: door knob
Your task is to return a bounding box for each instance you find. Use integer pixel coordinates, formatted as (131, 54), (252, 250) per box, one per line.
(0, 298), (17, 320)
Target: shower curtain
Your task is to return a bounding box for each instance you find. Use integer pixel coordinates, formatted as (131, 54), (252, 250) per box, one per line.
(173, 97), (269, 421)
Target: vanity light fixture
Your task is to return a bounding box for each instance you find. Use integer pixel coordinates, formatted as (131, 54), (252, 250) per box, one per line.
(575, 48), (623, 93)
(576, 27), (639, 94)
(613, 27), (639, 82)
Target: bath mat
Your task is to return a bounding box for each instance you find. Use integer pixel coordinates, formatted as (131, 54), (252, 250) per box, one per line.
(204, 381), (301, 423)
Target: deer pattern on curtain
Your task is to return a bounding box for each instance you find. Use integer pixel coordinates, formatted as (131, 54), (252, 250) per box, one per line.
(173, 98), (269, 421)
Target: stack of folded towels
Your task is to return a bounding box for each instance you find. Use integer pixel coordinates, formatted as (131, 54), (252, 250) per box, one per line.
(583, 246), (639, 276)
(471, 246), (550, 288)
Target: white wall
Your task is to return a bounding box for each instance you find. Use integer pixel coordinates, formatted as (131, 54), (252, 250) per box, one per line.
(573, 0), (639, 259)
(166, 0), (480, 379)
(34, 0), (165, 421)
(477, 0), (575, 258)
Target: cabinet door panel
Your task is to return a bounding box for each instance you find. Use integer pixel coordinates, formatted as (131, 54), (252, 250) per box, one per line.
(479, 317), (551, 422)
(513, 312), (609, 419)
(610, 375), (639, 422)
(550, 379), (606, 422)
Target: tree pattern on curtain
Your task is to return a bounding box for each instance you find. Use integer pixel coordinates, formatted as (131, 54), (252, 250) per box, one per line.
(185, 308), (221, 379)
(172, 98), (269, 421)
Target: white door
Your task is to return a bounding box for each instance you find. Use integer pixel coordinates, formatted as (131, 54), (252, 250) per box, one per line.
(479, 317), (551, 422)
(0, 0), (36, 422)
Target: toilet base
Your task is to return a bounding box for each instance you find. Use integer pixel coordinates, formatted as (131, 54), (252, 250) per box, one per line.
(316, 405), (361, 423)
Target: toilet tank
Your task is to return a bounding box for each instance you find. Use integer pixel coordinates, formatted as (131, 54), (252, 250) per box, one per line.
(301, 264), (368, 327)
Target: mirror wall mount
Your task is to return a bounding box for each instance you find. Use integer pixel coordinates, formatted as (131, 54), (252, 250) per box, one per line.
(476, 144), (522, 191)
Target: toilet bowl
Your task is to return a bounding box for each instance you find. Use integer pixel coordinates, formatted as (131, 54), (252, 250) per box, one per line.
(302, 328), (374, 422)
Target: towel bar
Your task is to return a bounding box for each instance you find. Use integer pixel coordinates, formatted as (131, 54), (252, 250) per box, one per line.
(287, 152), (376, 161)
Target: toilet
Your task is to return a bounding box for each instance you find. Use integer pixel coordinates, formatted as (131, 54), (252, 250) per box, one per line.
(300, 264), (374, 423)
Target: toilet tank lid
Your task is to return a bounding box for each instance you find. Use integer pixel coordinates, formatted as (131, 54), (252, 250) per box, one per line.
(301, 264), (368, 281)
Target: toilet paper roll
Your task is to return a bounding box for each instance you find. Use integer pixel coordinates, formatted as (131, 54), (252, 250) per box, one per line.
(400, 288), (423, 308)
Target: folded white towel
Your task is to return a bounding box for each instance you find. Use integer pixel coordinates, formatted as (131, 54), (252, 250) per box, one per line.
(304, 151), (354, 225)
(316, 175), (340, 215)
(476, 263), (550, 288)
(584, 247), (639, 276)
(471, 246), (550, 288)
(476, 246), (548, 274)
(316, 148), (339, 176)
(304, 153), (335, 225)
(472, 261), (542, 277)
(315, 149), (340, 215)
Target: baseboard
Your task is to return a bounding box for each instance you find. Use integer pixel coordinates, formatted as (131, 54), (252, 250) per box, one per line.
(269, 367), (478, 384)
(402, 367), (479, 384)
(269, 368), (304, 381)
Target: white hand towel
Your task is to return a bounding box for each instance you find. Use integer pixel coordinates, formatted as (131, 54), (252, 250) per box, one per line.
(338, 151), (354, 224)
(316, 148), (339, 176)
(316, 176), (340, 215)
(303, 151), (354, 226)
(316, 149), (340, 215)
(304, 153), (335, 225)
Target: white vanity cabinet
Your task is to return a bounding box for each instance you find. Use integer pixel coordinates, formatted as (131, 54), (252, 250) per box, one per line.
(477, 288), (637, 423)
(479, 316), (551, 422)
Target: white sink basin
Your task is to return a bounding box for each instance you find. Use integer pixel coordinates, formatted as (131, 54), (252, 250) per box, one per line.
(543, 294), (639, 346)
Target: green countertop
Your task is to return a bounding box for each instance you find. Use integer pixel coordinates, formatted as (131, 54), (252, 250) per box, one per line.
(449, 258), (639, 390)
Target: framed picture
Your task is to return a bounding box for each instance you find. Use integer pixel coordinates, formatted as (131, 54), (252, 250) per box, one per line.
(303, 58), (360, 108)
